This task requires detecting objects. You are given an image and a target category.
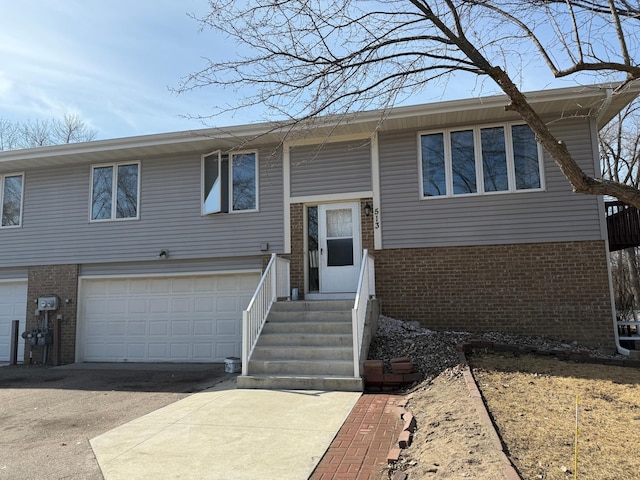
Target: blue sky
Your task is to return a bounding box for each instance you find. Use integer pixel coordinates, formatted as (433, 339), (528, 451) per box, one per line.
(0, 1), (572, 142)
(0, 1), (240, 140)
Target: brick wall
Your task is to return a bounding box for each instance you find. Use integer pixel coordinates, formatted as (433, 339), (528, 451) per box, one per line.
(374, 241), (614, 346)
(26, 264), (79, 364)
(290, 203), (305, 298)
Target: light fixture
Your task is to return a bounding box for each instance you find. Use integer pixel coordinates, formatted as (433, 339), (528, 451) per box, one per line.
(158, 250), (169, 259)
(364, 202), (372, 217)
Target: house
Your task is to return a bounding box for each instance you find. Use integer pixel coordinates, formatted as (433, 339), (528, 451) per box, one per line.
(1, 83), (638, 369)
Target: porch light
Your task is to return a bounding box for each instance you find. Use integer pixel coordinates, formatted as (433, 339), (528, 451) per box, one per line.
(364, 202), (372, 217)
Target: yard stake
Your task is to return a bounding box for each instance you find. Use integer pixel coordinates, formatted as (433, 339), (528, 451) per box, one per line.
(574, 395), (579, 480)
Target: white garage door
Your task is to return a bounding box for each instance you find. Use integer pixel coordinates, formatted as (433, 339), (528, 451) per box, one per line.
(0, 281), (27, 362)
(78, 273), (259, 362)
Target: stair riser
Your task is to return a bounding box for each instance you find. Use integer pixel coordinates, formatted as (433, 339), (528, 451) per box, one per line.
(251, 347), (353, 361)
(268, 311), (352, 322)
(248, 361), (354, 376)
(237, 376), (363, 392)
(262, 323), (352, 335)
(257, 334), (353, 347)
(271, 300), (353, 312)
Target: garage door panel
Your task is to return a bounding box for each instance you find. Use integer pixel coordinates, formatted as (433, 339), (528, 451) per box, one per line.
(216, 343), (239, 359)
(194, 297), (214, 313)
(170, 343), (189, 359)
(79, 273), (258, 362)
(171, 321), (191, 336)
(150, 279), (170, 293)
(127, 321), (146, 336)
(217, 296), (239, 312)
(126, 343), (146, 360)
(193, 320), (213, 335)
(171, 298), (191, 313)
(216, 319), (238, 336)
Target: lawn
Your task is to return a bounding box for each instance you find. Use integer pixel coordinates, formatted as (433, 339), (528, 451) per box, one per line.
(469, 352), (640, 480)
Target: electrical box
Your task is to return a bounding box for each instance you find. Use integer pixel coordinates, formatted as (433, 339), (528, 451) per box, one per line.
(38, 296), (59, 311)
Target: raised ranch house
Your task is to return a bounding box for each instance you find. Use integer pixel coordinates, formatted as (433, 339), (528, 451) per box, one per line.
(0, 83), (638, 389)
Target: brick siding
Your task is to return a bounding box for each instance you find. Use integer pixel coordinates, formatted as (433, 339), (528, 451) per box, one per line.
(26, 264), (79, 364)
(374, 241), (614, 346)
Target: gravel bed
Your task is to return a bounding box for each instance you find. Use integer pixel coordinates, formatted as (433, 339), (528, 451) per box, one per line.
(367, 315), (626, 382)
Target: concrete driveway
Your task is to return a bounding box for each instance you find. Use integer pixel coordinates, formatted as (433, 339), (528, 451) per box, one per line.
(0, 363), (230, 480)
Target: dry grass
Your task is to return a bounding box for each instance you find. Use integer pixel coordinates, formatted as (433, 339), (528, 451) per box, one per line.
(469, 352), (640, 480)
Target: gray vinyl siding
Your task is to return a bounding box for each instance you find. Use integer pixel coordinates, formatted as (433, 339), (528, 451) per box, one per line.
(0, 149), (284, 267)
(290, 140), (372, 197)
(379, 117), (604, 248)
(79, 256), (262, 277)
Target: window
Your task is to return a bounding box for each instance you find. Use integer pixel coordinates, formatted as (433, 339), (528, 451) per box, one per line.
(202, 150), (258, 214)
(0, 173), (24, 227)
(90, 162), (139, 221)
(419, 123), (543, 198)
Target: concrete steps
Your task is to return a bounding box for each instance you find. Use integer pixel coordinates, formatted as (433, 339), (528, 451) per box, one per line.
(237, 300), (363, 392)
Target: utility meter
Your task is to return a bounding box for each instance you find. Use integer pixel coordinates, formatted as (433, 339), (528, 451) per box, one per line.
(38, 296), (59, 311)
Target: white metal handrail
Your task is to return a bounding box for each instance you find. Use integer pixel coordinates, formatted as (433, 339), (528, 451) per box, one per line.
(242, 254), (290, 375)
(352, 249), (375, 378)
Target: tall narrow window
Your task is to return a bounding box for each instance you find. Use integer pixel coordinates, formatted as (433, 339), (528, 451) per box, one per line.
(451, 130), (477, 194)
(421, 133), (446, 197)
(1, 173), (24, 227)
(231, 152), (257, 211)
(481, 127), (508, 192)
(202, 150), (257, 214)
(91, 162), (139, 221)
(512, 124), (541, 190)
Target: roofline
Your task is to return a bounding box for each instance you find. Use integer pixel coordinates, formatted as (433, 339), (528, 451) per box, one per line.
(1, 81), (637, 163)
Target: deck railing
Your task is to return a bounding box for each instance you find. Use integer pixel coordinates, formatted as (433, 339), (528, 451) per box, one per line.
(606, 200), (640, 251)
(242, 254), (290, 375)
(351, 249), (375, 378)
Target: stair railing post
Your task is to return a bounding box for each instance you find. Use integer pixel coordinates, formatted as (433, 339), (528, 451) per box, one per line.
(242, 310), (249, 376)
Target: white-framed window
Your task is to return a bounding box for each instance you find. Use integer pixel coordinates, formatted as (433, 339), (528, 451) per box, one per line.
(419, 123), (544, 198)
(90, 162), (140, 221)
(202, 150), (258, 214)
(0, 172), (24, 227)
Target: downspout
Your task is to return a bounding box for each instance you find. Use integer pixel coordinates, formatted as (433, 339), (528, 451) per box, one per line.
(595, 86), (630, 355)
(605, 239), (630, 355)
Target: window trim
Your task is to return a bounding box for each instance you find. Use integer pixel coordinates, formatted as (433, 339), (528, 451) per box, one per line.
(89, 161), (140, 222)
(417, 122), (545, 199)
(201, 149), (259, 215)
(0, 172), (25, 228)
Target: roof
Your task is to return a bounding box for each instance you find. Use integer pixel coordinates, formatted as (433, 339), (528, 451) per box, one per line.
(0, 82), (638, 172)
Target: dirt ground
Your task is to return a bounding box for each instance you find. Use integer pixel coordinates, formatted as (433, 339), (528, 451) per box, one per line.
(470, 352), (640, 480)
(390, 365), (510, 480)
(394, 352), (640, 480)
(0, 363), (229, 480)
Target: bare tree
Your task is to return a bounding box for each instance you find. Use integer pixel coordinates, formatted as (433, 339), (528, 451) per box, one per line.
(601, 98), (640, 312)
(178, 0), (640, 205)
(0, 113), (97, 150)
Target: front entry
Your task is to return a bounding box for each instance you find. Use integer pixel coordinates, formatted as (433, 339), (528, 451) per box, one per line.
(318, 202), (361, 293)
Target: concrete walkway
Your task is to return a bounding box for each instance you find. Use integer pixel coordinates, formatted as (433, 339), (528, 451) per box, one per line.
(90, 380), (361, 480)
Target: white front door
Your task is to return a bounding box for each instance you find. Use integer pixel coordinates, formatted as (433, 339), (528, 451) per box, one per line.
(318, 202), (361, 293)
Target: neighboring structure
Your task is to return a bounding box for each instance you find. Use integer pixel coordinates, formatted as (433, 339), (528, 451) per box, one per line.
(1, 83), (637, 364)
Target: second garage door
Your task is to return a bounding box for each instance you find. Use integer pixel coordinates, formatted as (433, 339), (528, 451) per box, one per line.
(78, 273), (259, 362)
(0, 280), (27, 362)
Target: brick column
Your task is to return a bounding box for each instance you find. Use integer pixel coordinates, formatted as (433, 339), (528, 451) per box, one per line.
(26, 264), (79, 364)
